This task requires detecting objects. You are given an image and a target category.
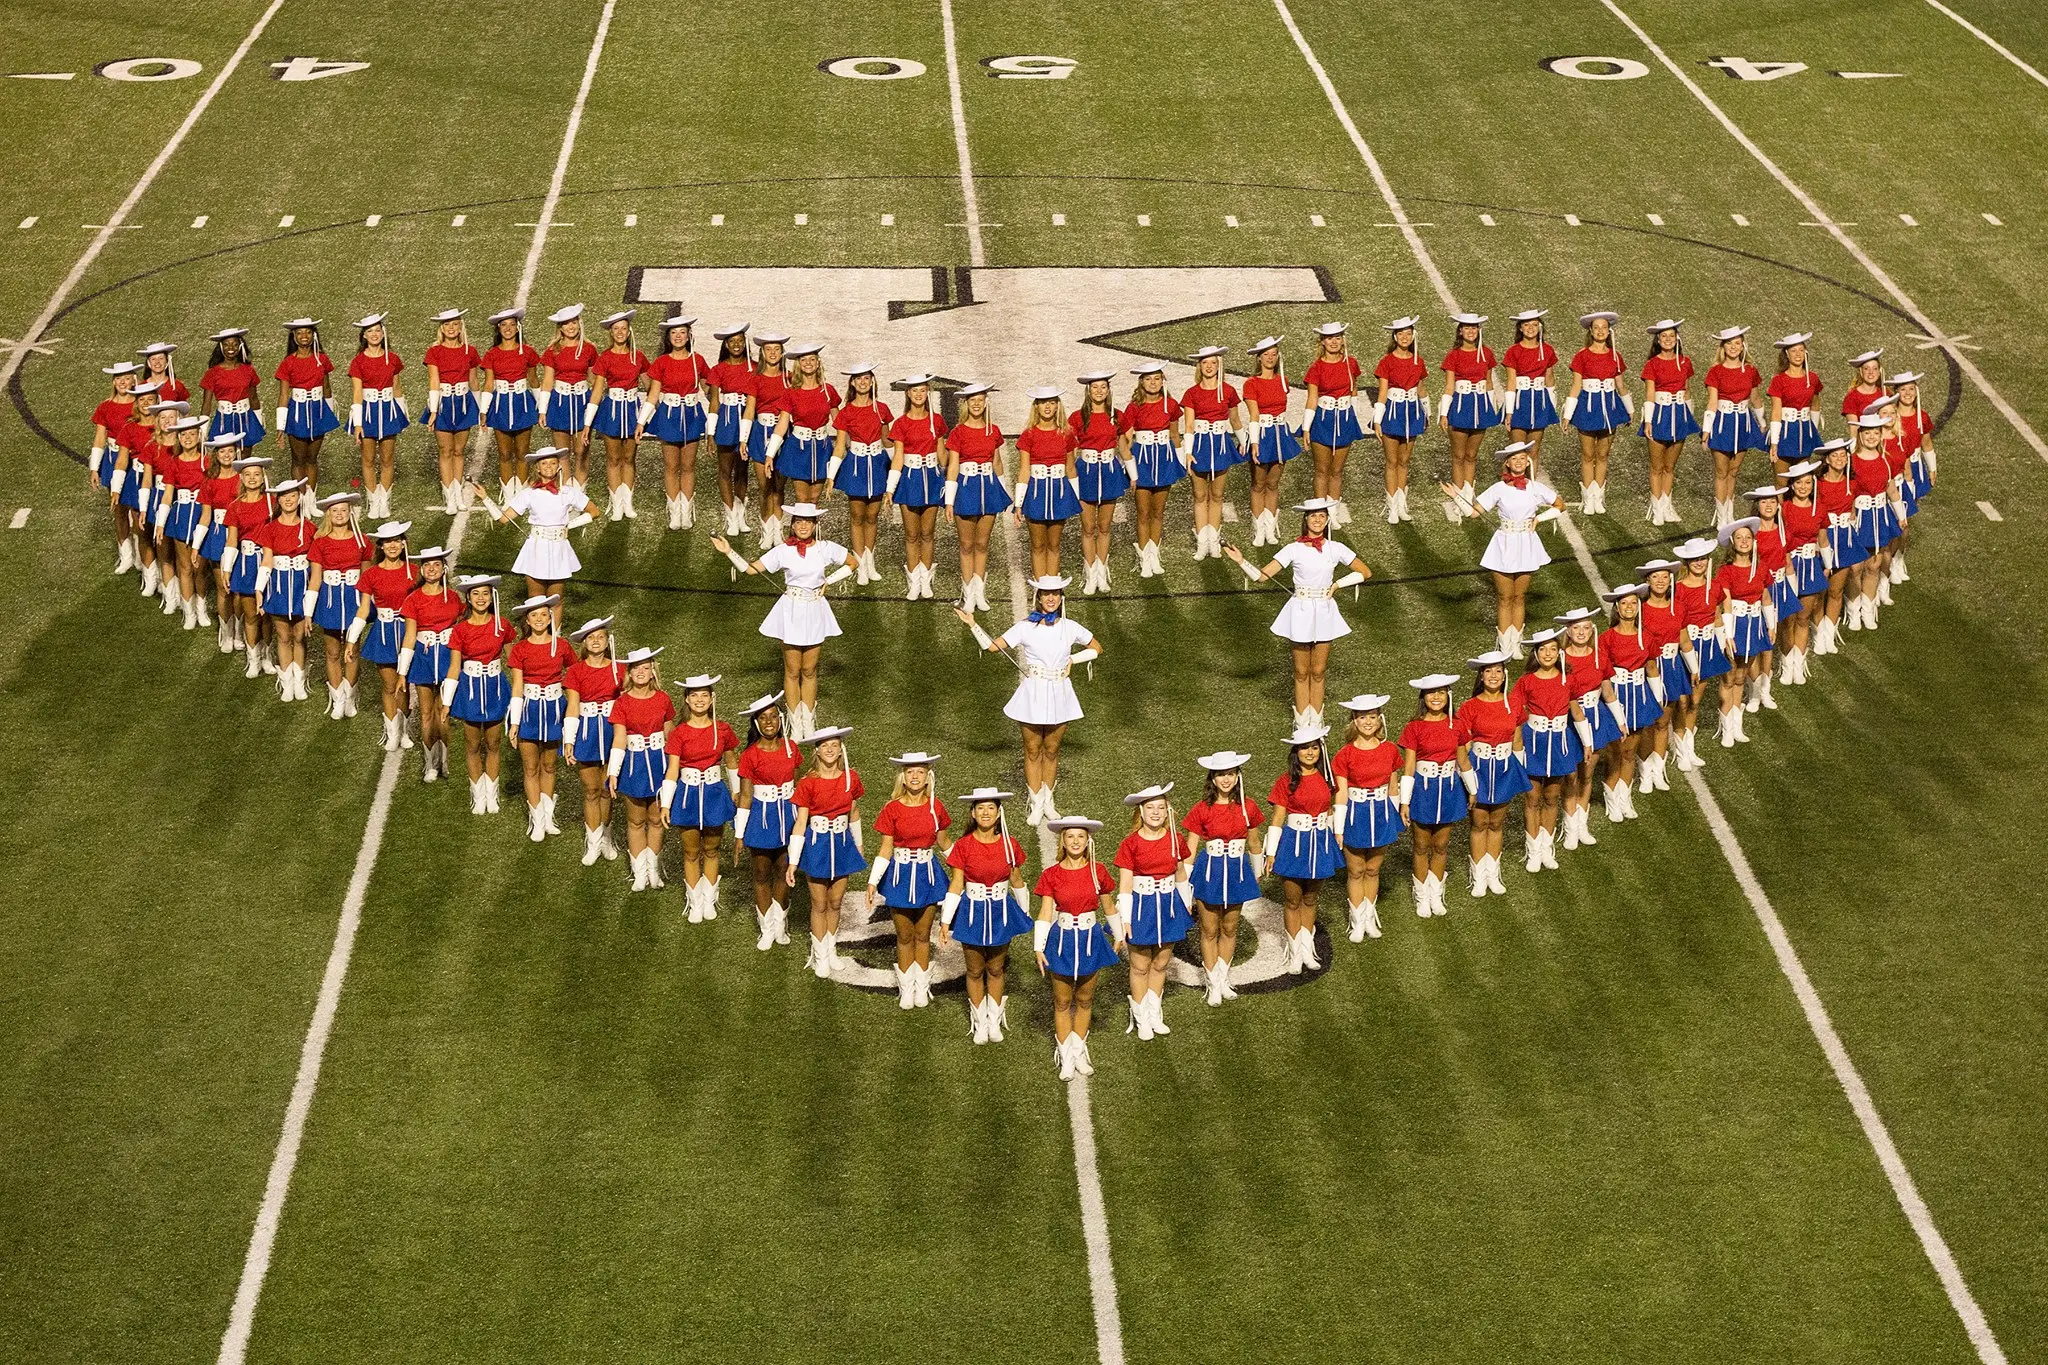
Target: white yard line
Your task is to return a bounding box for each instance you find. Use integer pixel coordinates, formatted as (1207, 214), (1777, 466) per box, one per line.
(937, 0), (986, 268)
(214, 5), (620, 1361)
(1273, 5), (2007, 1361)
(1922, 0), (2048, 90)
(1598, 0), (2048, 467)
(940, 3), (1115, 1353)
(0, 0), (291, 396)
(1067, 1076), (1126, 1365)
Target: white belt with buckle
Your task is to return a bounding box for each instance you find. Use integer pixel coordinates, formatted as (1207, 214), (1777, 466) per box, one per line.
(461, 659), (502, 678)
(1414, 759), (1458, 777)
(522, 682), (564, 701)
(417, 628), (452, 647)
(1583, 378), (1617, 393)
(1470, 741), (1514, 761)
(361, 387), (394, 402)
(1055, 910), (1097, 931)
(494, 379), (530, 394)
(289, 387), (324, 402)
(1284, 811), (1331, 831)
(577, 700), (613, 718)
(1131, 875), (1174, 894)
(319, 568), (359, 586)
(1527, 715), (1567, 733)
(792, 424), (827, 442)
(1383, 387), (1417, 402)
(809, 814), (850, 834)
(958, 460), (994, 476)
(1202, 838), (1248, 856)
(676, 765), (722, 785)
(1316, 395), (1354, 410)
(1346, 784), (1392, 802)
(625, 733), (662, 751)
(1193, 419), (1230, 434)
(902, 453), (940, 470)
(275, 554), (309, 570)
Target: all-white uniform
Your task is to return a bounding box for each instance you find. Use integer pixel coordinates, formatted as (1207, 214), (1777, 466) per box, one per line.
(758, 539), (849, 647)
(999, 615), (1092, 725)
(1477, 478), (1558, 574)
(1268, 538), (1357, 643)
(509, 484), (591, 579)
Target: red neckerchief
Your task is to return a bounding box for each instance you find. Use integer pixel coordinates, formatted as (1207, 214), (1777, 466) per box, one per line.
(785, 536), (812, 556)
(1297, 533), (1325, 550)
(532, 478), (558, 493)
(1504, 475), (1528, 490)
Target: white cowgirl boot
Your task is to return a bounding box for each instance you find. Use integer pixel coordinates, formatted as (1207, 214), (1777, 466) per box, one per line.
(1890, 550), (1909, 583)
(1876, 575), (1893, 607)
(1469, 859), (1489, 898)
(1621, 783), (1640, 820)
(812, 934), (835, 978)
(1332, 499), (1353, 528)
(678, 495), (695, 529)
(1714, 498), (1735, 528)
(625, 485), (641, 519)
(1757, 676), (1778, 711)
(1525, 836), (1544, 873)
(139, 558), (160, 597)
(1637, 756), (1655, 795)
(1205, 965), (1226, 1006)
(757, 513), (781, 551)
(1575, 806), (1598, 846)
(629, 849), (651, 891)
(379, 714), (398, 752)
(527, 801), (547, 842)
(1651, 753), (1671, 791)
(1778, 648), (1801, 686)
(340, 681), (358, 717)
(1412, 875), (1430, 918)
(753, 907), (775, 950)
(1346, 901), (1369, 941)
(483, 779), (501, 813)
(1538, 829), (1559, 869)
(1485, 855), (1507, 894)
(1718, 709), (1740, 748)
(988, 996), (1008, 1042)
(1603, 782), (1625, 820)
(1127, 995), (1154, 1041)
(1296, 925), (1321, 969)
(582, 826), (605, 866)
(723, 499), (745, 536)
(665, 495), (683, 530)
(542, 793), (560, 833)
(1055, 1034), (1077, 1079)
(324, 683), (343, 720)
(1147, 991), (1172, 1035)
(686, 881), (707, 923)
(468, 776), (487, 815)
(1733, 708), (1751, 744)
(215, 615), (233, 652)
(969, 998), (992, 1044)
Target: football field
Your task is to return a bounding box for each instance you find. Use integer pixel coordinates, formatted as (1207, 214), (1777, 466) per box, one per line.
(4, 1), (2047, 1360)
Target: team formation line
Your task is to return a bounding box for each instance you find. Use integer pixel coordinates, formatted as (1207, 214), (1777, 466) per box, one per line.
(78, 305), (1937, 1077)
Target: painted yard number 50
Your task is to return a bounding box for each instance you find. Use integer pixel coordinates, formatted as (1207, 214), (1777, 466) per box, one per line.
(821, 55), (1078, 80)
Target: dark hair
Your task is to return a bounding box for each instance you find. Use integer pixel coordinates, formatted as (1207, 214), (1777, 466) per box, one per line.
(663, 324), (693, 355)
(356, 323), (384, 356)
(745, 705), (784, 748)
(1285, 741), (1320, 794)
(1471, 662), (1506, 699)
(1202, 768), (1241, 804)
(721, 332), (749, 362)
(1384, 329), (1414, 356)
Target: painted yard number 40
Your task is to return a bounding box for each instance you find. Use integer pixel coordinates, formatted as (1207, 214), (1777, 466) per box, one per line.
(1543, 55), (1819, 81)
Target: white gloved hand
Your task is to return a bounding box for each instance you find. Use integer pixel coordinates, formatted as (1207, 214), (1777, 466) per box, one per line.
(350, 402), (364, 431)
(562, 714), (580, 750)
(253, 564), (272, 599)
(884, 468), (901, 499)
(396, 646), (414, 677)
(509, 695), (526, 732)
(300, 586), (318, 618)
(439, 674), (459, 709)
(658, 777), (676, 809)
(827, 456), (845, 483)
(345, 618), (365, 645)
(1607, 700), (1629, 734)
(940, 891), (961, 928)
(1574, 717), (1595, 751)
(1460, 767), (1479, 798)
(1032, 918), (1051, 952)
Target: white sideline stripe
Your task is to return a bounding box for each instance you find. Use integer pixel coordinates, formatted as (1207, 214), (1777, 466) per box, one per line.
(1599, 0), (2048, 467)
(1277, 7), (2007, 1363)
(1924, 0), (2048, 89)
(1683, 768), (2008, 1365)
(937, 0), (985, 268)
(215, 6), (619, 1363)
(1067, 1076), (1126, 1365)
(9, 507), (29, 529)
(0, 0), (291, 399)
(1976, 500), (2002, 521)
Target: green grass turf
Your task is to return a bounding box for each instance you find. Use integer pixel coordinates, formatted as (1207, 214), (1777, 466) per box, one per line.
(2, 0), (2045, 1359)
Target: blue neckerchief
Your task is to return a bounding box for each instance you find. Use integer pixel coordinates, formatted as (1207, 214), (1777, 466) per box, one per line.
(1027, 609), (1061, 625)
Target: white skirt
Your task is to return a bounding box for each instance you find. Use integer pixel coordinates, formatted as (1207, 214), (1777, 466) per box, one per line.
(760, 593), (840, 647)
(1480, 529), (1550, 575)
(512, 533), (581, 580)
(1270, 596), (1350, 644)
(1004, 676), (1082, 726)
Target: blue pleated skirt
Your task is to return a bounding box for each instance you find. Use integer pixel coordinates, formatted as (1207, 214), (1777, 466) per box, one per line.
(894, 464), (945, 509)
(1076, 457), (1129, 503)
(546, 389), (590, 434)
(165, 499), (204, 545)
(1126, 887), (1191, 946)
(1789, 548), (1828, 598)
(1507, 387), (1559, 430)
(1188, 430), (1240, 477)
(798, 827), (865, 881)
(954, 471), (1011, 518)
(284, 394), (340, 441)
(1190, 847), (1258, 905)
(1021, 475), (1081, 523)
(713, 398), (746, 448)
(1570, 389), (1631, 435)
(1776, 416), (1821, 462)
(744, 416), (777, 464)
(1768, 573), (1801, 624)
(1272, 824), (1341, 880)
(1827, 520), (1869, 571)
(486, 388), (540, 434)
(362, 613), (405, 667)
(647, 398), (706, 445)
(450, 669), (510, 726)
(262, 563), (309, 619)
(1131, 440), (1185, 490)
(1376, 398), (1428, 442)
(617, 746), (662, 800)
(1577, 690), (1625, 751)
(1408, 773), (1468, 827)
(360, 396), (410, 441)
(589, 389), (636, 440)
(1657, 649), (1693, 704)
(227, 546), (262, 596)
(1341, 795), (1404, 851)
(1643, 400), (1699, 444)
(1704, 406), (1767, 454)
(669, 777), (736, 828)
(518, 694), (566, 745)
(1308, 402), (1365, 448)
(835, 448), (891, 500)
(1521, 723), (1584, 779)
(406, 639), (453, 687)
(1616, 675), (1664, 732)
(1044, 919), (1117, 978)
(776, 433), (831, 482)
(199, 518), (229, 564)
(952, 889), (1030, 948)
(742, 794), (796, 851)
(568, 708), (612, 765)
(1691, 631), (1733, 683)
(1470, 751), (1531, 806)
(1729, 609), (1771, 659)
(1447, 389), (1501, 432)
(208, 406), (266, 446)
(879, 854), (947, 911)
(311, 580), (359, 633)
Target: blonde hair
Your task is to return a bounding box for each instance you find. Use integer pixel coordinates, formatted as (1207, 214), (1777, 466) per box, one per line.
(1347, 710), (1384, 742)
(889, 765), (932, 801)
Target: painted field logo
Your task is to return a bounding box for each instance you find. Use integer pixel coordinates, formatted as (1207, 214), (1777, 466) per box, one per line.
(624, 264), (1339, 400)
(623, 265), (1347, 993)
